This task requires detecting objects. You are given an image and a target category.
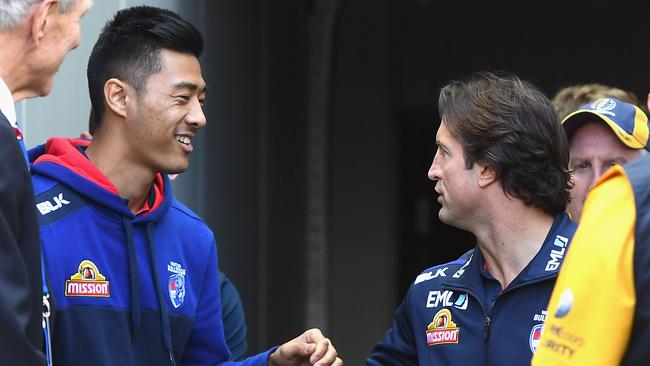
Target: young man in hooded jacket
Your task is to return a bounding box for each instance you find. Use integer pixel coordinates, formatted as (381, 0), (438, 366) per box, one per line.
(30, 6), (341, 366)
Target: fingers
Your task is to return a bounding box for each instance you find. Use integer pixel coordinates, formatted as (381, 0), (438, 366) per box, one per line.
(278, 339), (315, 359)
(271, 328), (342, 366)
(303, 328), (325, 343)
(310, 337), (339, 366)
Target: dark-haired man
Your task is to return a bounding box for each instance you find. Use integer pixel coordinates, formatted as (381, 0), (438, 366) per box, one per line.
(367, 72), (576, 365)
(29, 6), (340, 366)
(0, 0), (91, 364)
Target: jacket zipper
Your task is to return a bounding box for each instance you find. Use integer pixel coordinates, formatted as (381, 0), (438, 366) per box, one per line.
(483, 316), (491, 342)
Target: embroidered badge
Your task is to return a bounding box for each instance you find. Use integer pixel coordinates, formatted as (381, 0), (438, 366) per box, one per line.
(168, 261), (186, 308)
(65, 260), (110, 297)
(590, 98), (617, 116)
(426, 309), (460, 346)
(529, 323), (544, 353)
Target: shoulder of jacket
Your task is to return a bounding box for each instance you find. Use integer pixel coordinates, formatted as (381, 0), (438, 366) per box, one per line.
(166, 198), (215, 239)
(31, 172), (58, 196)
(412, 251), (473, 286)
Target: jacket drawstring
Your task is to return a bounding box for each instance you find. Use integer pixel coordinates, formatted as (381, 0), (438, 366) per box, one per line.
(122, 216), (141, 343)
(146, 222), (176, 366)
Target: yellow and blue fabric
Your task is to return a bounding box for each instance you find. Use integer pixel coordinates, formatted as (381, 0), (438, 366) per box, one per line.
(532, 154), (650, 365)
(561, 97), (650, 151)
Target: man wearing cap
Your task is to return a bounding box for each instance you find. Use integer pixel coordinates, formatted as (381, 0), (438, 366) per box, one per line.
(532, 129), (650, 366)
(560, 97), (649, 222)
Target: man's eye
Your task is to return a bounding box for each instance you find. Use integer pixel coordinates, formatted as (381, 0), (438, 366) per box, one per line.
(574, 162), (589, 170)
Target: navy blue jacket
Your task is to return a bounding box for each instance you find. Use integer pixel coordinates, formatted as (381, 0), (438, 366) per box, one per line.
(30, 138), (272, 366)
(368, 213), (576, 365)
(219, 271), (248, 361)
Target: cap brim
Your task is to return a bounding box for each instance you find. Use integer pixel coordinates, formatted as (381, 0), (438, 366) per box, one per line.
(561, 110), (647, 150)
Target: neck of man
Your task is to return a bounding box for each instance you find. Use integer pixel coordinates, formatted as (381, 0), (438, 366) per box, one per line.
(86, 129), (157, 215)
(471, 196), (555, 289)
(0, 31), (37, 102)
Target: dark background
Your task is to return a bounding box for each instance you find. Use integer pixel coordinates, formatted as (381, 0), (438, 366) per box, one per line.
(174, 1), (650, 364)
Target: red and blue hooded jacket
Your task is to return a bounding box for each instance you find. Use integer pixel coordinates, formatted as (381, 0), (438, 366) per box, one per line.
(30, 138), (273, 366)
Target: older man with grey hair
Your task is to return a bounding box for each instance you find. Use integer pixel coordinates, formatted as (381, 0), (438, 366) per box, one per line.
(0, 0), (90, 364)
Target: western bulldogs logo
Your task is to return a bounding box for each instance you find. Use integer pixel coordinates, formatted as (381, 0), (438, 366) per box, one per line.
(529, 323), (544, 353)
(168, 261), (186, 308)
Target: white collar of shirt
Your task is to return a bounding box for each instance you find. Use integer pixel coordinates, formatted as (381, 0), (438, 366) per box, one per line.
(0, 76), (17, 128)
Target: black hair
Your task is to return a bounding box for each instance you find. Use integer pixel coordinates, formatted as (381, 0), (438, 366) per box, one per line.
(87, 5), (203, 133)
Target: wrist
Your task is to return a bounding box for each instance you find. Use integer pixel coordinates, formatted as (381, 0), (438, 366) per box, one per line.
(268, 349), (281, 366)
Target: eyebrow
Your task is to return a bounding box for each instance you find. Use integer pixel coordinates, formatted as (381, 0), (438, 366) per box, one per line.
(173, 82), (207, 94)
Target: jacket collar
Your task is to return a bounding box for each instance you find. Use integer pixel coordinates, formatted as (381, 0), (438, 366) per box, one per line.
(30, 137), (171, 222)
(442, 212), (576, 295)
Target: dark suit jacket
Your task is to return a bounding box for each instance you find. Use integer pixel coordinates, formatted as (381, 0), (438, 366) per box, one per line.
(0, 111), (45, 365)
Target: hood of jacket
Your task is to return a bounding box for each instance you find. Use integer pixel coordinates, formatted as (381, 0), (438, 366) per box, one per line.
(29, 137), (170, 223)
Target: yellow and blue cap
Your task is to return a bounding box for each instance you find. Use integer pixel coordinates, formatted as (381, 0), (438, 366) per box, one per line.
(561, 97), (650, 151)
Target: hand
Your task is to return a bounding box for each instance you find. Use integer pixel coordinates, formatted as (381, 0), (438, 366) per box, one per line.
(269, 328), (342, 366)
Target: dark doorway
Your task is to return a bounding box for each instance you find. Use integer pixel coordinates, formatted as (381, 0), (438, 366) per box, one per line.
(391, 0), (650, 302)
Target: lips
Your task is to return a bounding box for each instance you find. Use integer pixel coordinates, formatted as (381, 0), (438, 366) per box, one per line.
(435, 184), (444, 204)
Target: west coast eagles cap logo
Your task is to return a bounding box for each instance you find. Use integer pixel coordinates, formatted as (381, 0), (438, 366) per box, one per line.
(168, 261), (186, 308)
(65, 260), (110, 297)
(426, 308), (460, 346)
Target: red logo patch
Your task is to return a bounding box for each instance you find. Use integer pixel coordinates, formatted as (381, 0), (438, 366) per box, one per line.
(426, 309), (460, 345)
(65, 260), (110, 297)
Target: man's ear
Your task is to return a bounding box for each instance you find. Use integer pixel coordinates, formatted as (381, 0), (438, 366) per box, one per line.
(29, 0), (58, 44)
(478, 165), (497, 188)
(104, 78), (130, 118)
(646, 93), (650, 114)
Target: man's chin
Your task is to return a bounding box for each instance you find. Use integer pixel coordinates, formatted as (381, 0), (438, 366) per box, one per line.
(37, 77), (55, 97)
(165, 167), (188, 175)
(164, 162), (189, 176)
(438, 210), (451, 224)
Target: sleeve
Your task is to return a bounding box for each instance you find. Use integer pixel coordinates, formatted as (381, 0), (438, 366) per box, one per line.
(181, 239), (275, 366)
(180, 240), (231, 365)
(219, 271), (248, 361)
(0, 123), (46, 365)
(366, 290), (419, 366)
(532, 167), (636, 366)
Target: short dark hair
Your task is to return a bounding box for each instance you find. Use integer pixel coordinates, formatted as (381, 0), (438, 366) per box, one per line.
(438, 72), (571, 215)
(87, 5), (203, 133)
